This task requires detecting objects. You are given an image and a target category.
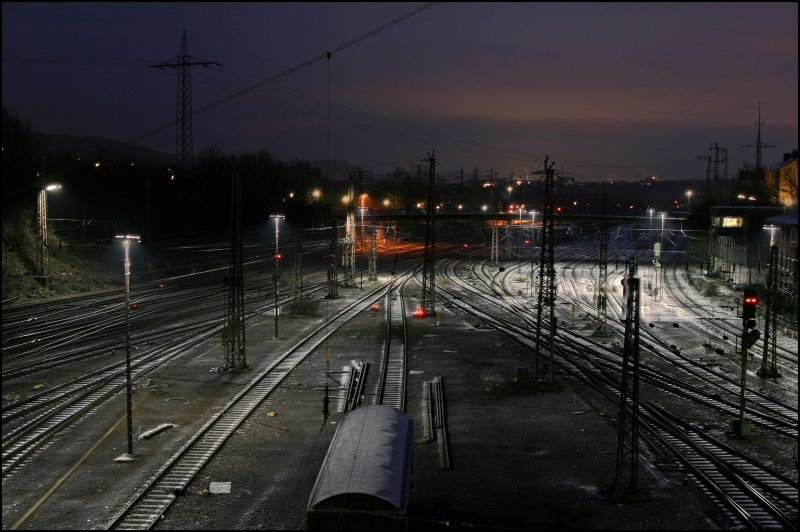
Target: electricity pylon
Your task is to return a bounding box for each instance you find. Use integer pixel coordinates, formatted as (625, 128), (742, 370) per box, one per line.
(150, 29), (220, 175)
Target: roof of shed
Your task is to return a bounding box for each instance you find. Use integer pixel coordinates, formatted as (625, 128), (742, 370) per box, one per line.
(308, 405), (413, 512)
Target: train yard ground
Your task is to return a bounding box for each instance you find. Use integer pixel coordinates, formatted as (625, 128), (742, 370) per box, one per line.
(4, 273), (715, 530)
(2, 229), (797, 530)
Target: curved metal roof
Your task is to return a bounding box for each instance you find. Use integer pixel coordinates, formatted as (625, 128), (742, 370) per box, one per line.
(308, 405), (413, 513)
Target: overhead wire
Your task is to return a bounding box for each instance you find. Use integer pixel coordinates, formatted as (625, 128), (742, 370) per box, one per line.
(127, 2), (438, 145)
(190, 67), (548, 169)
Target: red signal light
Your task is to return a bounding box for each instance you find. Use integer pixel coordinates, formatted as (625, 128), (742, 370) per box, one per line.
(275, 253), (283, 260)
(413, 308), (427, 318)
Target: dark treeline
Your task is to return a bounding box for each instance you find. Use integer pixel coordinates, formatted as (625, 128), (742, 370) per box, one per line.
(2, 107), (334, 243)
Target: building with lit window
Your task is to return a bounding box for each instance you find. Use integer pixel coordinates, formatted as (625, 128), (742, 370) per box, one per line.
(708, 205), (785, 286)
(763, 210), (798, 302)
(764, 151), (798, 208)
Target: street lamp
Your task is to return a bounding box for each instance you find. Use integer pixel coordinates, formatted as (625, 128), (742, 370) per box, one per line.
(114, 233), (140, 463)
(37, 183), (62, 284)
(507, 185), (513, 210)
(685, 190), (693, 214)
(270, 214), (285, 338)
(530, 210), (537, 296)
(764, 224), (778, 247)
(311, 189), (321, 229)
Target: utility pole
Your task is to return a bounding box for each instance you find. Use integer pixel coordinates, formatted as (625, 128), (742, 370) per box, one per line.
(368, 225), (377, 281)
(757, 242), (780, 379)
(224, 169), (246, 371)
(150, 29), (220, 176)
(459, 169), (464, 207)
(709, 142), (727, 203)
(343, 175), (356, 287)
(490, 225), (499, 267)
(270, 214), (285, 339)
(533, 155), (557, 388)
(597, 191), (609, 327)
(420, 151), (437, 316)
(741, 102), (774, 201)
(610, 257), (645, 502)
(292, 228), (303, 308)
(697, 154), (712, 202)
(327, 218), (339, 299)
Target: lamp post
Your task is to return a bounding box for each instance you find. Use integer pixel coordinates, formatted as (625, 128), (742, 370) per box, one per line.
(311, 189), (321, 229)
(37, 183), (62, 285)
(686, 190), (693, 214)
(270, 214), (285, 338)
(114, 233), (140, 462)
(530, 210), (537, 296)
(506, 185), (513, 211)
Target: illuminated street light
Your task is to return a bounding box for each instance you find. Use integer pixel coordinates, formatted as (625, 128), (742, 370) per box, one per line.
(530, 210), (537, 295)
(311, 189), (321, 229)
(270, 214), (285, 338)
(114, 233), (141, 463)
(764, 224), (778, 247)
(685, 190), (693, 213)
(37, 182), (62, 285)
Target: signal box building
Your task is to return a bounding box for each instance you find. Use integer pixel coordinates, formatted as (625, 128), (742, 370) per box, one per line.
(708, 205), (786, 286)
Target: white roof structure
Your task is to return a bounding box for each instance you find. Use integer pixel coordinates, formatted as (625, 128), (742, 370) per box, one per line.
(308, 405), (413, 514)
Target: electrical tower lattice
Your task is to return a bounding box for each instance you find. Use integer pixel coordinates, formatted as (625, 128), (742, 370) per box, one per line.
(741, 102), (775, 202)
(490, 226), (499, 267)
(224, 170), (246, 371)
(368, 226), (377, 281)
(533, 156), (557, 387)
(150, 29), (220, 175)
(757, 245), (780, 378)
(343, 178), (356, 287)
(327, 219), (339, 299)
(597, 192), (609, 325)
(420, 151), (437, 315)
(292, 230), (303, 306)
(612, 257), (642, 500)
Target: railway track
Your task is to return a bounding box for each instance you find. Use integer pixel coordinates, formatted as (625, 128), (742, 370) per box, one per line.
(375, 279), (409, 411)
(1, 277), (331, 479)
(438, 258), (798, 529)
(108, 271), (414, 529)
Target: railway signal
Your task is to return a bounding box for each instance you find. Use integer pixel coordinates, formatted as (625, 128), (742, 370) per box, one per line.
(742, 290), (758, 327)
(742, 328), (761, 350)
(741, 289), (760, 350)
(736, 289), (759, 436)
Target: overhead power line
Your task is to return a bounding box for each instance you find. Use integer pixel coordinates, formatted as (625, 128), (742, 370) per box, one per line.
(128, 2), (438, 145)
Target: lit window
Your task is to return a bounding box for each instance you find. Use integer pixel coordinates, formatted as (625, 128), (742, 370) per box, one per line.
(721, 217), (743, 228)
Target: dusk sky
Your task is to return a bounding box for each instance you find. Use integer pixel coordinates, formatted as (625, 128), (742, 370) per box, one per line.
(2, 2), (797, 182)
